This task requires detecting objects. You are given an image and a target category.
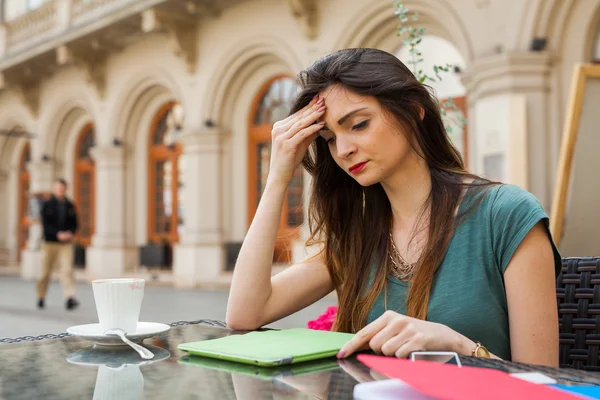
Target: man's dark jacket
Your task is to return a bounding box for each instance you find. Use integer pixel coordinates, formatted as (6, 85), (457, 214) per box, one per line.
(41, 196), (78, 243)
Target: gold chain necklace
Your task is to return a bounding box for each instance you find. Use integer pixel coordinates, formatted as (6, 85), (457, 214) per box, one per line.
(388, 231), (417, 281)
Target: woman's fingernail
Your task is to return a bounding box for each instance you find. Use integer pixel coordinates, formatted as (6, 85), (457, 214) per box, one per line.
(336, 350), (346, 359)
(318, 106), (326, 112)
(317, 97), (324, 105)
(313, 95), (319, 101)
(318, 121), (326, 125)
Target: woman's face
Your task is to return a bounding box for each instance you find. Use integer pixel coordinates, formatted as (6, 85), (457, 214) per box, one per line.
(317, 85), (418, 187)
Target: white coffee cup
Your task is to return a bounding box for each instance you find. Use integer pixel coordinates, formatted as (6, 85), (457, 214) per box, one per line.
(92, 278), (145, 333)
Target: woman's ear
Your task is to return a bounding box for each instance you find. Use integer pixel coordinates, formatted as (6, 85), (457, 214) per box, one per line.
(419, 106), (425, 121)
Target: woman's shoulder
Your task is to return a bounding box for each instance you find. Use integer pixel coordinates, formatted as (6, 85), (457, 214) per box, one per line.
(459, 182), (549, 236)
(460, 182), (542, 218)
(479, 183), (560, 276)
(484, 183), (546, 218)
(479, 183), (550, 250)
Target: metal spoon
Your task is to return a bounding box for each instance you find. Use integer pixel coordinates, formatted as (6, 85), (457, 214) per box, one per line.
(103, 328), (154, 360)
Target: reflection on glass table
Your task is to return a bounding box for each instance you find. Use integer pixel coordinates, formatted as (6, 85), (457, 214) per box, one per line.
(67, 345), (171, 400)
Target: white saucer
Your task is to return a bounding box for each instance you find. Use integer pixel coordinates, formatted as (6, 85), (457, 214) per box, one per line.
(67, 322), (170, 346)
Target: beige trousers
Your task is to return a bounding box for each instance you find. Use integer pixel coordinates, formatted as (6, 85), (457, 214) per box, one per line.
(36, 242), (76, 300)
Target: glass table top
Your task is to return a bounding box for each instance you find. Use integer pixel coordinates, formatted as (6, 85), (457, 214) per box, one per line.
(1, 322), (599, 399)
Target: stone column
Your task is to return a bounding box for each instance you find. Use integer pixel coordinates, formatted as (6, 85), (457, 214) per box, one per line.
(172, 128), (225, 288)
(87, 145), (130, 279)
(462, 52), (553, 208)
(21, 160), (55, 279)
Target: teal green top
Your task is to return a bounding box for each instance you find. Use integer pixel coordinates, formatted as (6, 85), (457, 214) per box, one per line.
(366, 184), (562, 361)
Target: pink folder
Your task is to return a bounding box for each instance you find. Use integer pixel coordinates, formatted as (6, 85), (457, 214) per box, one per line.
(357, 354), (585, 400)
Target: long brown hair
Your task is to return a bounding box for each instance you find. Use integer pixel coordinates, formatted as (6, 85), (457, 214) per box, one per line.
(290, 48), (491, 332)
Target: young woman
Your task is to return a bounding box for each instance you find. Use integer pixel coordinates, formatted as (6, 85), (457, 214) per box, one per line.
(227, 48), (561, 366)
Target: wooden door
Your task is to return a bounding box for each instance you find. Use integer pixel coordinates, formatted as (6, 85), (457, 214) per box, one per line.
(148, 102), (184, 267)
(74, 124), (96, 248)
(248, 76), (304, 264)
(18, 143), (30, 261)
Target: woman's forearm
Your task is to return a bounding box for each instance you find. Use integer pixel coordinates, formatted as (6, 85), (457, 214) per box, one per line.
(226, 179), (289, 330)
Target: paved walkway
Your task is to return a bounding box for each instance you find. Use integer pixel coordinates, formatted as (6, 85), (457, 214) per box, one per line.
(0, 276), (337, 340)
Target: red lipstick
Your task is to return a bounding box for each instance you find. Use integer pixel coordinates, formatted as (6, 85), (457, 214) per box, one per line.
(349, 162), (368, 174)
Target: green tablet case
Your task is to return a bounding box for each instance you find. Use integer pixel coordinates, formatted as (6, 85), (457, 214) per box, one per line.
(177, 328), (355, 367)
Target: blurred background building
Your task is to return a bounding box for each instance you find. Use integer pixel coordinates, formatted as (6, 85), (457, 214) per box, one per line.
(0, 0), (598, 287)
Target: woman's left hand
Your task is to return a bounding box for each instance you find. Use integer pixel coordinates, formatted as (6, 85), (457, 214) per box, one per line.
(337, 310), (469, 359)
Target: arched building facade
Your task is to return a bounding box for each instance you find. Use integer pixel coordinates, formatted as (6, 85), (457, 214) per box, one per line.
(1, 0), (599, 285)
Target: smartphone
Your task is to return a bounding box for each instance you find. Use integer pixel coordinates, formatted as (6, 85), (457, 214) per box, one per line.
(409, 351), (462, 367)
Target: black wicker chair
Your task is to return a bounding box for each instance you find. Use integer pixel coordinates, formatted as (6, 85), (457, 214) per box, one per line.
(557, 257), (600, 371)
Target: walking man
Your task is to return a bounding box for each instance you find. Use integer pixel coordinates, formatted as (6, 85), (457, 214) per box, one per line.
(37, 178), (80, 310)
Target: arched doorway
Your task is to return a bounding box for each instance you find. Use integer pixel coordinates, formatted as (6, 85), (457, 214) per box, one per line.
(148, 102), (184, 268)
(396, 35), (469, 165)
(73, 124), (95, 267)
(17, 143), (30, 262)
(248, 76), (303, 264)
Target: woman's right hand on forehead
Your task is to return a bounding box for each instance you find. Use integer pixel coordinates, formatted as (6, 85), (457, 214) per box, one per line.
(268, 95), (326, 186)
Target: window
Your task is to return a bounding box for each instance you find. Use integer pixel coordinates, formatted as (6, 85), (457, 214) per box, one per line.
(148, 102), (184, 252)
(74, 124), (95, 247)
(253, 77), (298, 125)
(440, 95), (468, 166)
(26, 0), (43, 10)
(248, 77), (302, 264)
